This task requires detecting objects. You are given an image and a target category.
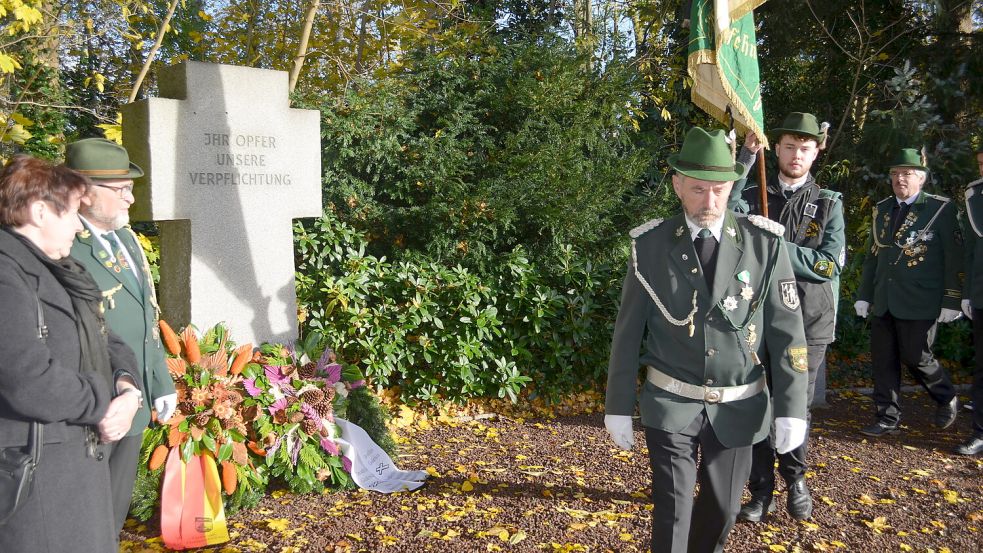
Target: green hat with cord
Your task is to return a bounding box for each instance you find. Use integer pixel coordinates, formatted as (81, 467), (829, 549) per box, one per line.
(889, 148), (928, 172)
(64, 138), (144, 180)
(668, 127), (743, 182)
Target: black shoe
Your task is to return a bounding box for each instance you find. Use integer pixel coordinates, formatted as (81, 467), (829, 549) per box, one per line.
(737, 494), (776, 522)
(786, 479), (813, 520)
(935, 397), (959, 429)
(860, 421), (899, 437)
(954, 435), (983, 455)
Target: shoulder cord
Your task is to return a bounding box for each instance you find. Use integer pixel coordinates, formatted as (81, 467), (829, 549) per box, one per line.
(966, 192), (983, 238)
(631, 239), (698, 337)
(871, 198), (949, 251)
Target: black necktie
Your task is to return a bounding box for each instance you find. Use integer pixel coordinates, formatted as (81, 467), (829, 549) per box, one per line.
(891, 201), (911, 236)
(695, 228), (718, 289)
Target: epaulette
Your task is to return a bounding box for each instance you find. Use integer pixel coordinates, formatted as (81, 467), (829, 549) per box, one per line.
(924, 192), (951, 203)
(965, 177), (983, 198)
(629, 218), (664, 239)
(747, 214), (785, 237)
(876, 196), (894, 206)
(817, 188), (842, 202)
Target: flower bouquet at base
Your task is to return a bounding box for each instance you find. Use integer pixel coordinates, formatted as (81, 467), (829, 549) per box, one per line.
(239, 332), (368, 494)
(130, 322), (265, 525)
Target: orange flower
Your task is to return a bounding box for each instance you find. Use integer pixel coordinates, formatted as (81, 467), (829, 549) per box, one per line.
(230, 344), (253, 376)
(181, 326), (201, 363)
(190, 387), (211, 404)
(213, 401), (235, 420)
(159, 320), (182, 355)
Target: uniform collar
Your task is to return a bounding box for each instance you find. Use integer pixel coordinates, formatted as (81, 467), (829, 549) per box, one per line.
(684, 215), (724, 242)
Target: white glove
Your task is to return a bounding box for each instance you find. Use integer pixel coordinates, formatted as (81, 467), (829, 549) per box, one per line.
(604, 414), (634, 450)
(854, 300), (870, 318)
(774, 417), (807, 454)
(962, 299), (973, 320)
(154, 393), (178, 422)
(937, 308), (962, 323)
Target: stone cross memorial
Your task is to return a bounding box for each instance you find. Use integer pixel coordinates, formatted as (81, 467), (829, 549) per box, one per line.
(122, 61), (322, 345)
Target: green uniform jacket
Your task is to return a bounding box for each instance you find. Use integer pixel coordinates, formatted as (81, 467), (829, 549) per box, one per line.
(857, 192), (963, 319)
(729, 169), (846, 345)
(71, 225), (175, 437)
(605, 211), (809, 448)
(963, 178), (983, 308)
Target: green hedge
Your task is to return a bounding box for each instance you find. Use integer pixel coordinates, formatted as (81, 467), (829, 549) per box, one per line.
(294, 211), (623, 404)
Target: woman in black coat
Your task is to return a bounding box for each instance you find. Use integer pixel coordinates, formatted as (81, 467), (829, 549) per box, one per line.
(0, 155), (143, 552)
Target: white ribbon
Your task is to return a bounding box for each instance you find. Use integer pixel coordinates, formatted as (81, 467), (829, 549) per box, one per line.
(334, 418), (429, 493)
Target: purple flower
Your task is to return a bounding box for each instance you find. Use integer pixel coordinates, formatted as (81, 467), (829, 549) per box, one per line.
(321, 363), (342, 385)
(290, 435), (302, 466)
(268, 434), (283, 459)
(243, 377), (262, 398)
(349, 379), (366, 390)
(341, 455), (352, 473)
(320, 437), (339, 456)
(268, 397), (288, 416)
(264, 365), (292, 388)
(301, 403), (320, 423)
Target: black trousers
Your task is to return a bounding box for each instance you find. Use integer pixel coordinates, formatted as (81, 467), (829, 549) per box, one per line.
(972, 308), (983, 435)
(747, 344), (825, 495)
(108, 433), (143, 533)
(645, 412), (752, 553)
(870, 313), (956, 426)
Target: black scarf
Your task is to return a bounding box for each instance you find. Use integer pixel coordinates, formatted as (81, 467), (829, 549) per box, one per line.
(5, 227), (113, 386)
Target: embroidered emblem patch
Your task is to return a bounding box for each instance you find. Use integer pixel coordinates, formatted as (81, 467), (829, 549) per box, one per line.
(789, 346), (808, 373)
(838, 247), (846, 267)
(780, 280), (800, 310)
(814, 260), (834, 278)
(726, 227), (737, 238)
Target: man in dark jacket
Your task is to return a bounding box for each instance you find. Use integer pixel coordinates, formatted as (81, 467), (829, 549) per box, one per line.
(605, 126), (808, 553)
(66, 138), (178, 532)
(855, 148), (961, 438)
(728, 113), (845, 522)
(956, 147), (983, 456)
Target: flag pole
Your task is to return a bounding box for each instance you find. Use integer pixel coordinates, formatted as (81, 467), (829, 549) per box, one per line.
(757, 149), (768, 218)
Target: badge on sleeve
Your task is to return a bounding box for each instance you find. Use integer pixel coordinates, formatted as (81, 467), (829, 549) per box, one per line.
(813, 260), (834, 278)
(788, 346), (808, 373)
(804, 203), (818, 218)
(779, 280), (800, 310)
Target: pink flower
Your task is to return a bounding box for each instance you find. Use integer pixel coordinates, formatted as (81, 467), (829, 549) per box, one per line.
(264, 365), (292, 388)
(320, 437), (339, 456)
(348, 379), (366, 390)
(268, 397), (288, 417)
(301, 403), (320, 423)
(243, 378), (262, 398)
(341, 455), (352, 473)
(322, 363), (342, 385)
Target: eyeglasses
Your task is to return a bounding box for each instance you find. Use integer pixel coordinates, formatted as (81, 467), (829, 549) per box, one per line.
(93, 182), (134, 198)
(889, 169), (920, 179)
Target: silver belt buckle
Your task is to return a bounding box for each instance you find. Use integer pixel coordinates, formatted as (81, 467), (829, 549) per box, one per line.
(704, 388), (722, 404)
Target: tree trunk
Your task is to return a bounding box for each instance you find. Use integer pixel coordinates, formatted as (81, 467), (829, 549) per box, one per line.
(289, 0), (321, 93)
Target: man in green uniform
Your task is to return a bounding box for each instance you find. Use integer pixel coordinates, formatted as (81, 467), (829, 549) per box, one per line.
(855, 148), (961, 437)
(605, 127), (809, 553)
(66, 138), (177, 532)
(728, 113), (845, 522)
(957, 147), (983, 455)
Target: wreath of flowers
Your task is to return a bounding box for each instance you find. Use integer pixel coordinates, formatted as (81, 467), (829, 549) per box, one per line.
(240, 334), (366, 494)
(131, 322), (378, 521)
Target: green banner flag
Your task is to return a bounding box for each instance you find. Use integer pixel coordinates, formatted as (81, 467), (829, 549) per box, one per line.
(688, 0), (768, 147)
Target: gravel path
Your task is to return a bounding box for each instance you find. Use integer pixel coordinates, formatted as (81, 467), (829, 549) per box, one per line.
(121, 390), (982, 552)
